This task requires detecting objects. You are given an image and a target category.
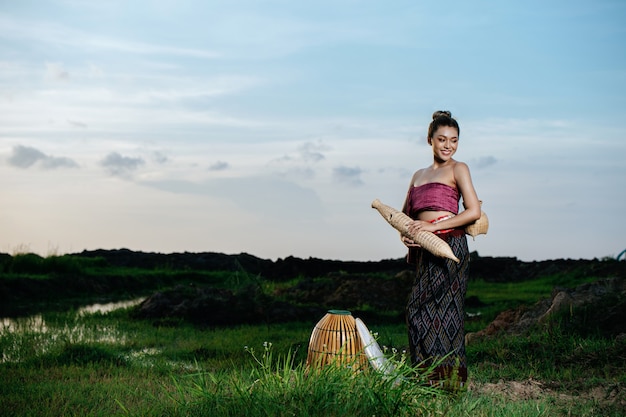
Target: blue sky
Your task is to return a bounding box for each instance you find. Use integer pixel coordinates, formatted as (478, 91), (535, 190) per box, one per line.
(1, 0), (625, 261)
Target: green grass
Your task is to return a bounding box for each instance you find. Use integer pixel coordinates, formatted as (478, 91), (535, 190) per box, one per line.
(1, 304), (624, 417)
(1, 255), (624, 416)
(464, 273), (602, 331)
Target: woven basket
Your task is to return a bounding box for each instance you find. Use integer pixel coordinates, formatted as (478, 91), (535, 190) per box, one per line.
(371, 199), (460, 263)
(306, 310), (368, 370)
(465, 201), (489, 239)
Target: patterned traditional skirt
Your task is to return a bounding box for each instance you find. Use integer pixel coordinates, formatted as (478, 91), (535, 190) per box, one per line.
(406, 228), (470, 387)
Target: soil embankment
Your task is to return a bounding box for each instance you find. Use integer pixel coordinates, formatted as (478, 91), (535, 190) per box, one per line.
(1, 250), (625, 332)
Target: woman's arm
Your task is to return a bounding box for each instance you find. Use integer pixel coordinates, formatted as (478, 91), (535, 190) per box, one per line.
(457, 161), (481, 218)
(408, 162), (481, 234)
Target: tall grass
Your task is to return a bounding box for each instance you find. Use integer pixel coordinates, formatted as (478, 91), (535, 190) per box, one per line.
(1, 256), (624, 416)
(158, 342), (446, 417)
(1, 305), (624, 416)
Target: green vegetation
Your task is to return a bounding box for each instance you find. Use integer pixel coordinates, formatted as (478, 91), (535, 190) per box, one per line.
(0, 253), (244, 314)
(2, 307), (623, 416)
(464, 273), (602, 331)
(0, 253), (624, 416)
(0, 253), (105, 274)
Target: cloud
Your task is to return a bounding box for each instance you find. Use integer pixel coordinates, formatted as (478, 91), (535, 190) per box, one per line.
(142, 176), (324, 222)
(152, 151), (168, 164)
(281, 167), (315, 181)
(8, 146), (45, 168)
(67, 119), (87, 128)
(298, 141), (328, 163)
(332, 166), (363, 186)
(100, 152), (144, 177)
(7, 145), (79, 169)
(209, 161), (229, 171)
(471, 156), (498, 169)
(0, 15), (219, 59)
(41, 155), (79, 170)
(87, 62), (104, 78)
(45, 62), (69, 81)
(269, 140), (329, 171)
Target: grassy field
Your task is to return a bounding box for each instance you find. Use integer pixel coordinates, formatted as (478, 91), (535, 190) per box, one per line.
(0, 254), (624, 416)
(463, 273), (602, 332)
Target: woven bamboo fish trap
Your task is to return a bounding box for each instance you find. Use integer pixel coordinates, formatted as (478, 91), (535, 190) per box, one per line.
(465, 201), (489, 239)
(371, 199), (460, 263)
(306, 310), (368, 371)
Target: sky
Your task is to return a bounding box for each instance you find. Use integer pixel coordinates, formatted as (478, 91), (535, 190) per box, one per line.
(1, 0), (625, 262)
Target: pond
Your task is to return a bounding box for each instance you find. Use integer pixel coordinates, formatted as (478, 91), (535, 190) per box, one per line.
(0, 297), (145, 363)
(75, 297), (146, 316)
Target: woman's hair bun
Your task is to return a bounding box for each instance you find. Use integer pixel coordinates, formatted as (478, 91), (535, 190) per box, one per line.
(432, 110), (452, 120)
(427, 110), (459, 139)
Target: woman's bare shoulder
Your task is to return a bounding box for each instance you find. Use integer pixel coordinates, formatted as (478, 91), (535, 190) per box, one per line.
(452, 161), (471, 176)
(409, 168), (426, 185)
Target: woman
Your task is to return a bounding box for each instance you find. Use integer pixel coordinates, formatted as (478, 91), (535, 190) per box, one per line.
(401, 110), (481, 388)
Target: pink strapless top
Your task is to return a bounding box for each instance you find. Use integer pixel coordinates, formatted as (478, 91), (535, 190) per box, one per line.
(403, 182), (459, 218)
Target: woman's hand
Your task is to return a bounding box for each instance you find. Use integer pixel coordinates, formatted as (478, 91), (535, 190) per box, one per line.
(401, 220), (436, 247)
(406, 219), (437, 235)
(401, 235), (420, 247)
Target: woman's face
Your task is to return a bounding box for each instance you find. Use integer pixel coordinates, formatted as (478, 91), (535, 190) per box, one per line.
(429, 126), (459, 162)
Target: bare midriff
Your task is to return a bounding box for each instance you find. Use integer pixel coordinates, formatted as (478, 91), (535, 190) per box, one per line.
(417, 210), (455, 222)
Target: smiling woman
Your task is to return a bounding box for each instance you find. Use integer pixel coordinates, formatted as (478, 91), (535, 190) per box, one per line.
(399, 111), (482, 388)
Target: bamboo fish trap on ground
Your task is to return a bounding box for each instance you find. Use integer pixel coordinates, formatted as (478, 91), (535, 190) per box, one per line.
(306, 310), (368, 371)
(371, 199), (460, 263)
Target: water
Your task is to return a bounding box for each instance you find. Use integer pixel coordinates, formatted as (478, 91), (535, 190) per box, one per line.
(0, 297), (145, 363)
(1, 297), (145, 331)
(76, 297), (145, 316)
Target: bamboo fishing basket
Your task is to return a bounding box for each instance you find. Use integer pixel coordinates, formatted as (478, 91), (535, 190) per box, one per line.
(306, 310), (368, 371)
(465, 201), (489, 239)
(371, 199), (460, 263)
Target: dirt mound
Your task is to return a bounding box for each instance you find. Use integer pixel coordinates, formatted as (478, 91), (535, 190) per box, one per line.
(76, 249), (626, 283)
(132, 272), (413, 326)
(471, 377), (626, 410)
(466, 277), (626, 343)
(472, 378), (625, 408)
(133, 284), (327, 326)
(127, 252), (626, 329)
